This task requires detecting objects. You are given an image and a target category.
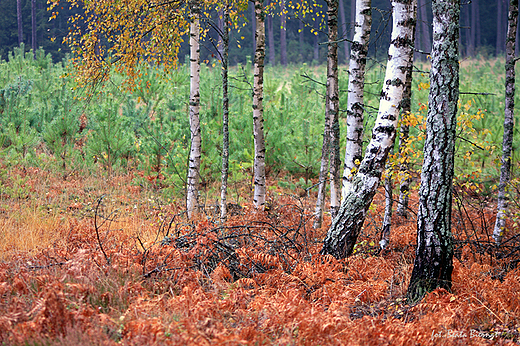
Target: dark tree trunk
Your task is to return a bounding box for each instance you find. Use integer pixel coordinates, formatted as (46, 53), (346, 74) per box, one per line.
(252, 3), (257, 58)
(418, 0), (431, 59)
(299, 20), (304, 62)
(470, 0), (477, 55)
(321, 0), (416, 258)
(217, 8), (224, 60)
(17, 0), (23, 46)
(465, 2), (472, 56)
(32, 0), (37, 55)
(494, 0), (518, 244)
(314, 21), (320, 63)
(267, 0), (275, 65)
(475, 0), (481, 47)
(498, 0), (505, 55)
(280, 0), (287, 66)
(339, 0), (350, 64)
(407, 0), (460, 303)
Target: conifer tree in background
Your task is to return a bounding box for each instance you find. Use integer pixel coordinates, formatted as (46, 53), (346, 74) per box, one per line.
(342, 0), (372, 199)
(187, 0), (202, 218)
(407, 0), (460, 303)
(253, 0), (267, 209)
(494, 0), (518, 244)
(321, 0), (416, 258)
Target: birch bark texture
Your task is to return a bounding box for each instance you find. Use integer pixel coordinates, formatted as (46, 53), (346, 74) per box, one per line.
(187, 1), (202, 219)
(382, 44), (415, 247)
(342, 0), (372, 199)
(321, 0), (416, 258)
(327, 0), (341, 219)
(407, 0), (460, 303)
(396, 34), (416, 218)
(253, 0), (267, 209)
(313, 98), (331, 229)
(493, 0), (518, 244)
(313, 0), (340, 228)
(220, 5), (231, 222)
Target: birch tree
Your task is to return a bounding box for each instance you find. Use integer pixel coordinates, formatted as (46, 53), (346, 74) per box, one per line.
(314, 105), (331, 229)
(313, 0), (340, 228)
(321, 0), (416, 258)
(494, 0), (518, 244)
(407, 0), (460, 303)
(381, 28), (416, 249)
(220, 4), (231, 222)
(253, 0), (267, 209)
(186, 0), (202, 218)
(342, 0), (372, 199)
(328, 0), (341, 218)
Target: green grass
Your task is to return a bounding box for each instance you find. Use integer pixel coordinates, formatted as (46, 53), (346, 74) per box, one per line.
(0, 48), (516, 202)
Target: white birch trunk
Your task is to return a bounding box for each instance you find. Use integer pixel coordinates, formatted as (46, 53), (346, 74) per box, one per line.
(220, 5), (230, 222)
(328, 0), (341, 219)
(494, 0), (518, 244)
(187, 2), (202, 219)
(342, 0), (372, 199)
(253, 0), (267, 209)
(313, 112), (330, 229)
(322, 0), (416, 258)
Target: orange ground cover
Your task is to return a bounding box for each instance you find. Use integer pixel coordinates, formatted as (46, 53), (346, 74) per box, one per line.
(0, 167), (519, 345)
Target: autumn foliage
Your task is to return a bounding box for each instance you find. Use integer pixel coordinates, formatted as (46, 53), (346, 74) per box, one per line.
(0, 165), (518, 345)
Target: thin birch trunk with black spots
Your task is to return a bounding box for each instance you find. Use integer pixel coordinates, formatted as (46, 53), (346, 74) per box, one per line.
(407, 0), (460, 303)
(253, 0), (267, 209)
(321, 0), (416, 258)
(494, 0), (518, 244)
(396, 29), (415, 218)
(187, 1), (202, 219)
(220, 5), (230, 222)
(328, 0), (341, 219)
(342, 0), (371, 199)
(313, 107), (331, 230)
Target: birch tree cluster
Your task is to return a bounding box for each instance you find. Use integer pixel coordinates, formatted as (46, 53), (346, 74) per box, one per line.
(3, 0), (517, 304)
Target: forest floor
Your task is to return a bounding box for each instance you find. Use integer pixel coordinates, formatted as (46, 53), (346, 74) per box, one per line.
(0, 165), (519, 345)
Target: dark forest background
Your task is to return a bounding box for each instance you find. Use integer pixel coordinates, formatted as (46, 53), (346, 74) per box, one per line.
(0, 0), (512, 65)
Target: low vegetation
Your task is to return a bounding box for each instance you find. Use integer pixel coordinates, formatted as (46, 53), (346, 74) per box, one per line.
(1, 49), (520, 344)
